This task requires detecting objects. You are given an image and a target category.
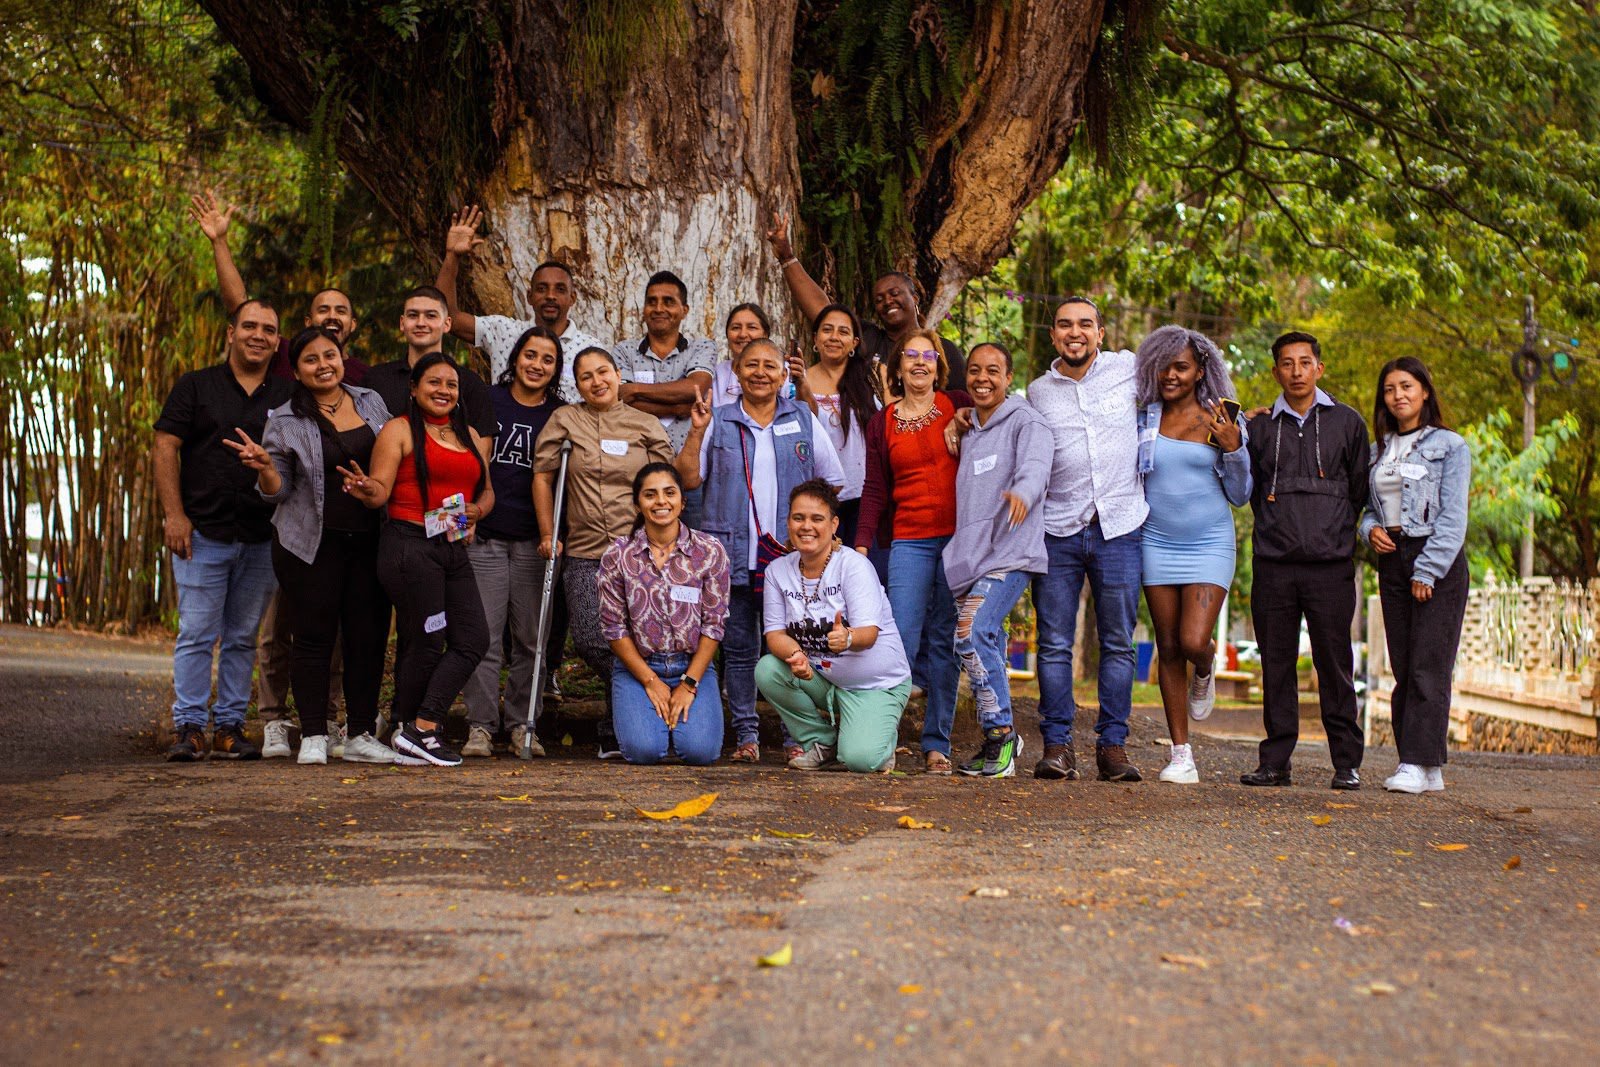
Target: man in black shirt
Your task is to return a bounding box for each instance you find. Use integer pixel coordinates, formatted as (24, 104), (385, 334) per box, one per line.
(765, 212), (965, 396)
(365, 285), (498, 438)
(153, 298), (292, 762)
(1240, 332), (1370, 790)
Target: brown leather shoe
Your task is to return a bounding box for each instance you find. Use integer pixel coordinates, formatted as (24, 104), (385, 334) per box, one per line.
(1033, 742), (1079, 780)
(1095, 743), (1141, 782)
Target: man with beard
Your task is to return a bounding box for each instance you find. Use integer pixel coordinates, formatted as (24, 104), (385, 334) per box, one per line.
(764, 211), (964, 398)
(155, 298), (290, 762)
(434, 204), (606, 404)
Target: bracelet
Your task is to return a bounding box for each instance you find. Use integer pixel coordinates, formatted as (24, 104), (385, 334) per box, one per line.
(779, 257), (798, 270)
(844, 627), (853, 650)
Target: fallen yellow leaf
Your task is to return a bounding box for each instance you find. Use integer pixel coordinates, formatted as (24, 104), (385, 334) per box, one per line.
(765, 828), (815, 839)
(637, 792), (719, 820)
(56, 815), (84, 822)
(898, 984), (923, 994)
(339, 777), (361, 784)
(897, 816), (934, 830)
(757, 942), (792, 967)
(1431, 843), (1469, 852)
(1357, 981), (1398, 996)
(496, 793), (534, 803)
(1393, 850), (1414, 856)
(1503, 855), (1522, 870)
(869, 804), (910, 812)
(1325, 802), (1357, 809)
(1309, 815), (1333, 826)
(316, 1033), (344, 1045)
(1160, 953), (1210, 969)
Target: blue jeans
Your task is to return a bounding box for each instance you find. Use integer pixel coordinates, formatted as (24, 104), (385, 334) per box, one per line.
(171, 533), (278, 729)
(954, 570), (1032, 731)
(612, 656), (723, 765)
(723, 585), (762, 745)
(888, 536), (960, 755)
(1034, 524), (1143, 748)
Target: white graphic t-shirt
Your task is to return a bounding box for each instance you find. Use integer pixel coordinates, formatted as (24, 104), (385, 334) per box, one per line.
(762, 547), (909, 690)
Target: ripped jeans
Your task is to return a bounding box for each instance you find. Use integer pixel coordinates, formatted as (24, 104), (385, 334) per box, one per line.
(953, 570), (1032, 731)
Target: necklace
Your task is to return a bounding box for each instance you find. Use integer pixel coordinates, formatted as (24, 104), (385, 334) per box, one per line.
(647, 529), (677, 567)
(892, 396), (939, 433)
(799, 542), (836, 608)
(316, 391), (346, 416)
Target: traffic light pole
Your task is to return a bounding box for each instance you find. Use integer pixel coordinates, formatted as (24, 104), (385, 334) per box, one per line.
(1521, 295), (1536, 580)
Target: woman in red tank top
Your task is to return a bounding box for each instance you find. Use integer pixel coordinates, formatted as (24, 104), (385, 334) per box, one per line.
(340, 352), (495, 767)
(853, 328), (972, 775)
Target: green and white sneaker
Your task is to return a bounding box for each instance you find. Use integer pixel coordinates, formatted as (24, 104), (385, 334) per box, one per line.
(959, 727), (1023, 778)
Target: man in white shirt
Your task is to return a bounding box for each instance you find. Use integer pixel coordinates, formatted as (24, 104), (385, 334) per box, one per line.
(1026, 297), (1147, 783)
(434, 206), (607, 403)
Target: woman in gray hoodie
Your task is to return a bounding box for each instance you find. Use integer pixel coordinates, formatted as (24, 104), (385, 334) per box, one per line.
(941, 342), (1055, 778)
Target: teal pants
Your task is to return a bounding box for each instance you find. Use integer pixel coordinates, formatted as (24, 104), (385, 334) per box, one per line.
(754, 655), (911, 773)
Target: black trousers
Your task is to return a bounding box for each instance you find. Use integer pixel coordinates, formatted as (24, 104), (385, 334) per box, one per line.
(1252, 557), (1365, 771)
(1377, 535), (1468, 766)
(378, 523), (489, 725)
(272, 531), (389, 737)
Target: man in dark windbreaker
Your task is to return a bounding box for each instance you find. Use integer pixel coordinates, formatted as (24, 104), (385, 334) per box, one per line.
(1240, 332), (1370, 791)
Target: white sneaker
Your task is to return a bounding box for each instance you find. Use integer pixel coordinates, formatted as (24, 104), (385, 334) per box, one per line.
(510, 725), (546, 759)
(1187, 668), (1216, 721)
(297, 735), (328, 765)
(1159, 743), (1199, 784)
(373, 714), (389, 742)
(462, 725), (495, 758)
(1423, 766), (1445, 792)
(328, 722), (347, 759)
(1384, 763), (1428, 794)
(788, 742), (837, 770)
(261, 719), (292, 759)
(342, 732), (398, 764)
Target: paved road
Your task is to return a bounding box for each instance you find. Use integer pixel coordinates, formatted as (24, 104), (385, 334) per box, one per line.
(2, 625), (1597, 1064)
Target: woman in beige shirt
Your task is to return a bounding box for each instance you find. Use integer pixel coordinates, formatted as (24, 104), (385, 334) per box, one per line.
(535, 347), (674, 757)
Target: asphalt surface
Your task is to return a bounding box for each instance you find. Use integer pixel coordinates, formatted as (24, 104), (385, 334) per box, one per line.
(2, 623), (1598, 1064)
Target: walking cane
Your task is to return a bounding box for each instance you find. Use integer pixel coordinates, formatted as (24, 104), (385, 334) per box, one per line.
(522, 438), (573, 759)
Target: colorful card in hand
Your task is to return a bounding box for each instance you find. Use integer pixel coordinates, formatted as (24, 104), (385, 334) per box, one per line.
(424, 493), (469, 541)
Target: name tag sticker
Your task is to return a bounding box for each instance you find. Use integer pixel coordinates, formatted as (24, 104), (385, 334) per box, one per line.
(973, 454), (999, 475)
(774, 421), (801, 437)
(670, 584), (701, 604)
(424, 611), (447, 634)
(1098, 395), (1129, 415)
(633, 368), (657, 384)
(1399, 462), (1428, 480)
(600, 438), (630, 456)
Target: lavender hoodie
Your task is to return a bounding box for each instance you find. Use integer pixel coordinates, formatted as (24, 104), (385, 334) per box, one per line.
(941, 395), (1055, 597)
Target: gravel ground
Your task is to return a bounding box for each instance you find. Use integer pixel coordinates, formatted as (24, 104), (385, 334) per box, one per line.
(2, 623), (1597, 1064)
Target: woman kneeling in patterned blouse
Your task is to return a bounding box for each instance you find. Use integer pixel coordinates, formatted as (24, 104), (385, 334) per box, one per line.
(597, 463), (732, 765)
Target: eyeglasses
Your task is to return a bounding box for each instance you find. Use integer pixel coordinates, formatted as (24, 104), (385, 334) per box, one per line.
(902, 349), (940, 362)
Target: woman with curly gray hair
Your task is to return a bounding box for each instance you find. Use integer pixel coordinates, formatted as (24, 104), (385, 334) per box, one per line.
(1134, 325), (1252, 784)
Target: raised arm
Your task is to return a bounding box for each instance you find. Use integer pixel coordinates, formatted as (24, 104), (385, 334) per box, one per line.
(766, 210), (829, 326)
(188, 189), (247, 316)
(435, 205), (483, 344)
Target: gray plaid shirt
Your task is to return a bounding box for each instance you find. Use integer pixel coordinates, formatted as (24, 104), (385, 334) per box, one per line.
(609, 335), (716, 451)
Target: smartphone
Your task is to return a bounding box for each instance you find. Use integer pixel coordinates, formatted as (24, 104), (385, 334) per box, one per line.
(1207, 398), (1242, 449)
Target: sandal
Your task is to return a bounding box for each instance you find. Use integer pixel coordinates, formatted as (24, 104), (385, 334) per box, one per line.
(924, 750), (952, 776)
(730, 741), (761, 763)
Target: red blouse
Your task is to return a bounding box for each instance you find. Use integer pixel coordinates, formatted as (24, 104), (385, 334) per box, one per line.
(388, 425), (482, 524)
(854, 390), (971, 547)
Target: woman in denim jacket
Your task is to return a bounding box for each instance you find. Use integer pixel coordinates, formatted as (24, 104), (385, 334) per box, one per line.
(1133, 325), (1252, 784)
(1357, 356), (1471, 795)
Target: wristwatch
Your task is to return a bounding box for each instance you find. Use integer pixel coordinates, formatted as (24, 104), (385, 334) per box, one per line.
(681, 674), (700, 691)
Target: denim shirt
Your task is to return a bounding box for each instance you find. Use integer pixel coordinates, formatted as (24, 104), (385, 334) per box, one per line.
(1136, 402), (1253, 505)
(1357, 426), (1471, 588)
(258, 386), (393, 563)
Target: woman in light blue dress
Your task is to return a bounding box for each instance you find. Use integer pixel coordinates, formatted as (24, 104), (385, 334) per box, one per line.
(1135, 325), (1252, 784)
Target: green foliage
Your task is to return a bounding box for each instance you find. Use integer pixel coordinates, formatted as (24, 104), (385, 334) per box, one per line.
(1462, 409), (1578, 577)
(567, 0), (686, 99)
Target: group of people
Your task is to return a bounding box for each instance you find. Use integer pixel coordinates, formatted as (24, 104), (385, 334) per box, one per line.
(157, 196), (1471, 795)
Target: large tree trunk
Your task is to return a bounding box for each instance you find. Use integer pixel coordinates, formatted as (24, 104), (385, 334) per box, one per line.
(200, 1), (1115, 336)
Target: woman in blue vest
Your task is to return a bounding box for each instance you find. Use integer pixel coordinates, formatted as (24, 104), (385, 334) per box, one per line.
(677, 338), (846, 762)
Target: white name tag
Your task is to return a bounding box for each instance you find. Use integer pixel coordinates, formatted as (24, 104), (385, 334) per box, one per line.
(1399, 462), (1428, 480)
(424, 611), (447, 634)
(669, 584), (701, 604)
(973, 454), (999, 475)
(1098, 395), (1130, 415)
(633, 368), (657, 384)
(774, 421), (801, 437)
(600, 438), (629, 456)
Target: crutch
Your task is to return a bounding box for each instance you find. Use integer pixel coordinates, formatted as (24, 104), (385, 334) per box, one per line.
(522, 438), (573, 759)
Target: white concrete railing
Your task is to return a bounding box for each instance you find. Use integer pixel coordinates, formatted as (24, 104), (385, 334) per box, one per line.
(1365, 574), (1600, 754)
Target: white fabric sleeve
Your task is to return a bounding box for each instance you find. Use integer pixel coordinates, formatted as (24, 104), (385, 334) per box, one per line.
(839, 552), (885, 630)
(810, 414), (846, 487)
(762, 559), (789, 634)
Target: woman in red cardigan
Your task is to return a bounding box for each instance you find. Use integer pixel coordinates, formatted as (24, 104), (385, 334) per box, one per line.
(854, 328), (972, 774)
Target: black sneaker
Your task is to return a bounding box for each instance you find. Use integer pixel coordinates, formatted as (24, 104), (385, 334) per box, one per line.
(210, 724), (260, 761)
(394, 723), (463, 767)
(544, 676), (563, 705)
(167, 724), (208, 762)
